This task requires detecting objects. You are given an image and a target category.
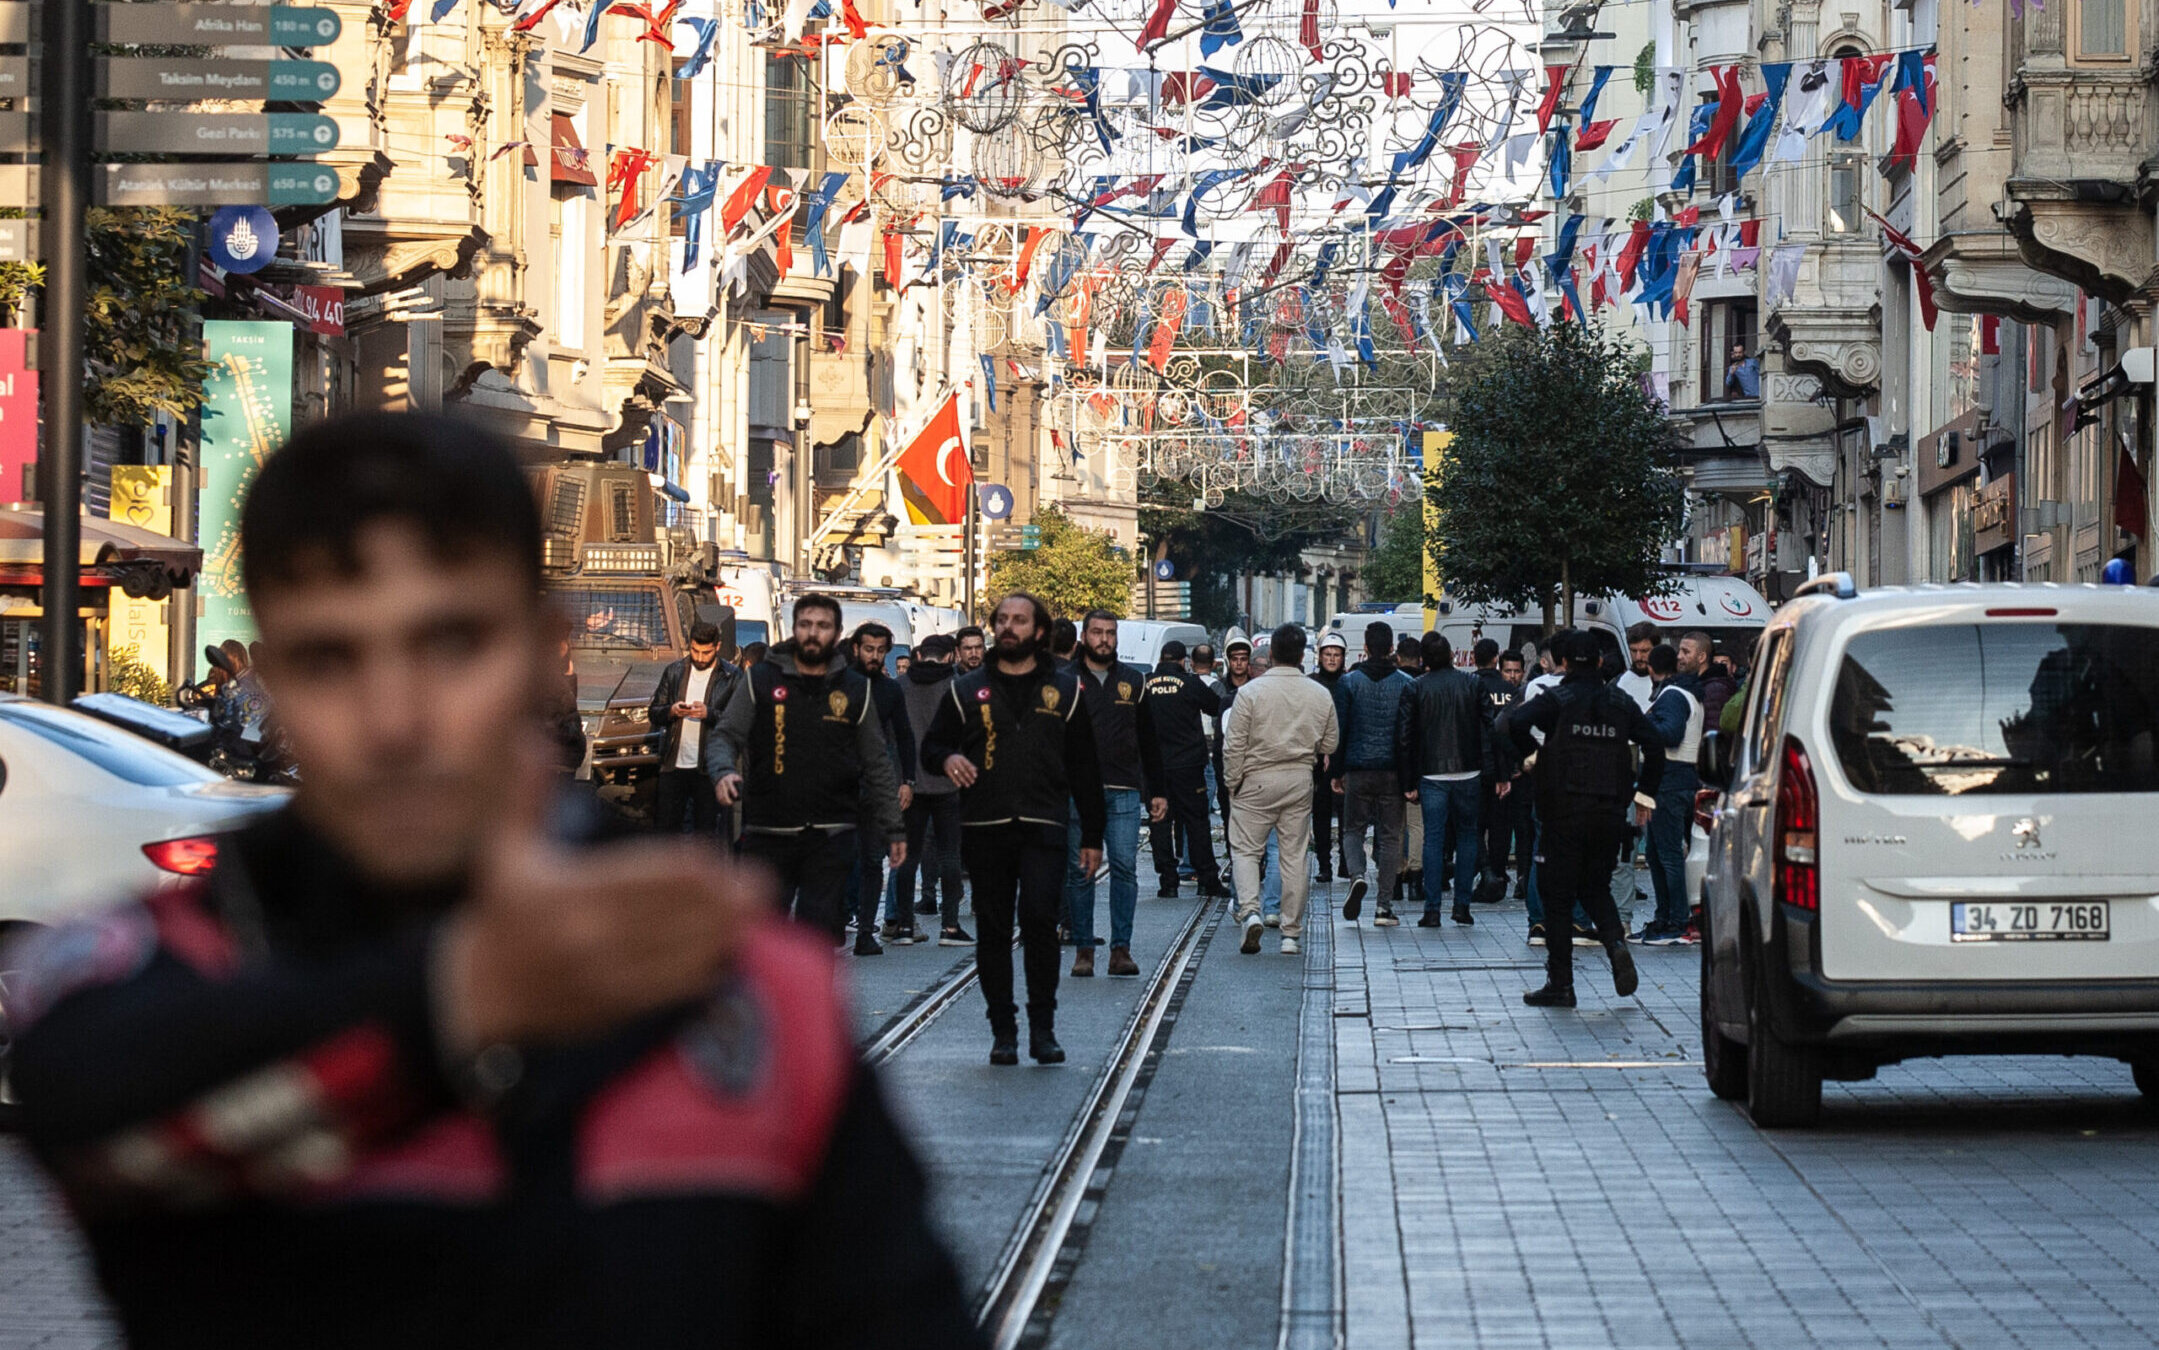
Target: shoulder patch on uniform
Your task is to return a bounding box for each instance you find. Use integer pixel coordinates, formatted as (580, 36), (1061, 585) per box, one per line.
(772, 684), (790, 701)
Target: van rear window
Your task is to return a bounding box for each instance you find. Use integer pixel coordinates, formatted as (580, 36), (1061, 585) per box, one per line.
(1830, 623), (2159, 795)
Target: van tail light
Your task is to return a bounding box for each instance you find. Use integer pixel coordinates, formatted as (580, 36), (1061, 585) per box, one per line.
(1693, 788), (1719, 834)
(1774, 737), (1819, 912)
(143, 836), (219, 876)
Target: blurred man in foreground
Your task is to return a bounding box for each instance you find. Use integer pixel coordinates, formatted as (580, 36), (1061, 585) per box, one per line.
(4, 412), (978, 1349)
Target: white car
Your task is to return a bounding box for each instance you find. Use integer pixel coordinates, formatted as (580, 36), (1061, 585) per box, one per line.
(0, 695), (289, 1119)
(1699, 578), (2159, 1127)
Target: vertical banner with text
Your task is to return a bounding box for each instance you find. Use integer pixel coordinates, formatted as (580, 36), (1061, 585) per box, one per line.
(0, 329), (37, 503)
(107, 466), (172, 681)
(1421, 429), (1450, 633)
(198, 321), (293, 648)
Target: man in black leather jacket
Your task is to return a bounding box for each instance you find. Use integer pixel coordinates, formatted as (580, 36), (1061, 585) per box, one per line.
(647, 622), (742, 838)
(1395, 632), (1495, 927)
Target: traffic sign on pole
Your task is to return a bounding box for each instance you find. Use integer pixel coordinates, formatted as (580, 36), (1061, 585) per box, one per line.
(98, 162), (340, 207)
(93, 5), (343, 47)
(95, 59), (340, 103)
(95, 113), (340, 157)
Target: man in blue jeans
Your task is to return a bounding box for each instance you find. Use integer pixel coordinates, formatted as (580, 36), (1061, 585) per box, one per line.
(1395, 631), (1495, 927)
(1064, 610), (1167, 977)
(1638, 643), (1703, 944)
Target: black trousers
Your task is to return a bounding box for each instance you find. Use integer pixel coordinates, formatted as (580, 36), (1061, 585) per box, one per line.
(1537, 810), (1628, 989)
(963, 821), (1065, 1032)
(1484, 780), (1533, 879)
(1311, 768), (1335, 878)
(740, 828), (858, 939)
(1150, 763), (1221, 889)
(898, 793), (965, 928)
(653, 768), (719, 837)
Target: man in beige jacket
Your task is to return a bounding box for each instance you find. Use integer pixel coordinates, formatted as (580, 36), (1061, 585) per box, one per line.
(1222, 624), (1341, 955)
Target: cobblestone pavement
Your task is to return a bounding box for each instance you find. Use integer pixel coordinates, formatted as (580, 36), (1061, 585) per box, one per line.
(0, 1145), (113, 1350)
(1333, 881), (2159, 1349)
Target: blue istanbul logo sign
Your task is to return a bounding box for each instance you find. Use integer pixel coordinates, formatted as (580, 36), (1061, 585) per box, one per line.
(208, 206), (280, 275)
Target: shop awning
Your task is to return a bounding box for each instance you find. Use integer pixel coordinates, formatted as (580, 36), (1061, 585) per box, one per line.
(551, 113), (597, 186)
(0, 506), (204, 590)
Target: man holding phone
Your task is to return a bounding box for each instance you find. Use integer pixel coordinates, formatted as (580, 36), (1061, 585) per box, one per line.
(648, 620), (739, 837)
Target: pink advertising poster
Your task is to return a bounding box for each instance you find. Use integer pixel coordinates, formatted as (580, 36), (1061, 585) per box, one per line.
(0, 329), (35, 504)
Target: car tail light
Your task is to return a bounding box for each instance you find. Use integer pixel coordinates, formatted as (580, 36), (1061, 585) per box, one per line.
(143, 836), (219, 876)
(1774, 737), (1819, 912)
(1694, 787), (1718, 834)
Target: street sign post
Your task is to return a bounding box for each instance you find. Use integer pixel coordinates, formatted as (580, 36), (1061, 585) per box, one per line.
(95, 113), (339, 157)
(98, 163), (341, 207)
(0, 220), (36, 263)
(95, 59), (341, 102)
(93, 5), (343, 47)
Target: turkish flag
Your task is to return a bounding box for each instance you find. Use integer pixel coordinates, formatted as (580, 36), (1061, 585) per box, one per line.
(894, 392), (973, 526)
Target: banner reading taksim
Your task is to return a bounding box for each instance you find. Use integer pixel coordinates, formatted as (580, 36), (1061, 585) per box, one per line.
(894, 391), (973, 526)
(198, 321), (294, 649)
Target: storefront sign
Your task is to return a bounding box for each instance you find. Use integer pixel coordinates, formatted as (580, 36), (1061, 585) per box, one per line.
(0, 329), (36, 505)
(292, 284), (345, 335)
(198, 322), (294, 648)
(108, 467), (172, 677)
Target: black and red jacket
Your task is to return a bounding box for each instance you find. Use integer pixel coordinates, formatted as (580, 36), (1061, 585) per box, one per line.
(4, 809), (982, 1350)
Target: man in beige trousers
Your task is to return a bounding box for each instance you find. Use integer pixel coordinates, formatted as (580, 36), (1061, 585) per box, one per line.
(1222, 624), (1341, 955)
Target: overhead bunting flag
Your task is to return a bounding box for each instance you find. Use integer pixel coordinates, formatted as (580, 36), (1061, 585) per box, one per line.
(1867, 208), (1937, 330)
(1683, 65), (1744, 161)
(1827, 55), (1895, 140)
(893, 392), (973, 526)
(1886, 51), (1937, 173)
(1723, 62), (1790, 180)
(1533, 64), (1569, 134)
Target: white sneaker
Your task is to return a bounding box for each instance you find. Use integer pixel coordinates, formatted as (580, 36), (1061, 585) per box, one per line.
(1280, 937), (1301, 955)
(1264, 914), (1281, 928)
(1240, 915), (1264, 954)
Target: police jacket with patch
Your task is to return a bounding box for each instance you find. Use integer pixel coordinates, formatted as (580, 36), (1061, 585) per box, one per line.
(1506, 672), (1666, 820)
(6, 809), (980, 1350)
(1474, 667), (1521, 778)
(710, 656), (903, 841)
(1140, 663), (1219, 773)
(921, 660), (1107, 847)
(1068, 658), (1164, 795)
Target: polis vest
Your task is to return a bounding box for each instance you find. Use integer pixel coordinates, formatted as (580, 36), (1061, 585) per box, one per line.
(1542, 681), (1637, 806)
(741, 662), (871, 830)
(947, 663), (1085, 827)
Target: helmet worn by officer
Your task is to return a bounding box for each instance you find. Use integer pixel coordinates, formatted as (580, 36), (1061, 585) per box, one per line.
(7, 411), (983, 1349)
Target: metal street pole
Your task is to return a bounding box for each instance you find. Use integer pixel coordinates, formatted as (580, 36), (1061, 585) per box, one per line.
(38, 0), (90, 703)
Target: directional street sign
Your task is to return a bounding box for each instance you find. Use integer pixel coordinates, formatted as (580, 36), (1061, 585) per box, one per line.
(94, 5), (343, 47)
(0, 220), (38, 264)
(98, 163), (341, 208)
(0, 58), (27, 103)
(96, 113), (339, 157)
(95, 59), (341, 104)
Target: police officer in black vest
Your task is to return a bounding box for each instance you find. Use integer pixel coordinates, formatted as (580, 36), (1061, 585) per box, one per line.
(923, 593), (1106, 1066)
(712, 593), (905, 940)
(1503, 629), (1665, 1008)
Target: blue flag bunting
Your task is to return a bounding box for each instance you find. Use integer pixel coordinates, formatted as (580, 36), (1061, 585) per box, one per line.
(1723, 62), (1790, 181)
(1198, 0), (1242, 56)
(1577, 65), (1615, 126)
(1389, 72), (1467, 175)
(676, 17), (721, 77)
(798, 170), (849, 277)
(981, 355), (998, 411)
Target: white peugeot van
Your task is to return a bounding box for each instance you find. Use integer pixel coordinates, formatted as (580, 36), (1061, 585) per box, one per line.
(1699, 576), (2159, 1126)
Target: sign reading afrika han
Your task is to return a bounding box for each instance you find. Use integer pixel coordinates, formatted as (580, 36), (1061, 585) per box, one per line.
(197, 322), (293, 649)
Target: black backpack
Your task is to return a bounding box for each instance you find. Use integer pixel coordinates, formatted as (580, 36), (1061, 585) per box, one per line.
(1543, 683), (1634, 804)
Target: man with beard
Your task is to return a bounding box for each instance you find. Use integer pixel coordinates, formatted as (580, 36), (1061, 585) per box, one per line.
(1063, 610), (1166, 978)
(713, 595), (905, 939)
(954, 625), (986, 673)
(923, 595), (1105, 1065)
(647, 620), (741, 837)
(4, 412), (979, 1347)
(1310, 632), (1349, 884)
(846, 623), (914, 955)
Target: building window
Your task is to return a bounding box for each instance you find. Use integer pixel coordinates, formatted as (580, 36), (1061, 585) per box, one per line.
(764, 55), (814, 170)
(2076, 0), (2130, 58)
(552, 190), (588, 352)
(1701, 300), (1759, 401)
(670, 62), (694, 236)
(1827, 152), (1865, 234)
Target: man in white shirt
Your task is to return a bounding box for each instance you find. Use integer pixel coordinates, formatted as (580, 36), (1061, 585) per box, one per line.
(1617, 622), (1658, 710)
(648, 620), (736, 837)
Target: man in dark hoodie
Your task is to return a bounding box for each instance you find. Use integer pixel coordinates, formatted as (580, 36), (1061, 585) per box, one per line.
(1333, 623), (1412, 926)
(1310, 632), (1349, 884)
(844, 622), (915, 956)
(896, 634), (970, 946)
(712, 595), (905, 941)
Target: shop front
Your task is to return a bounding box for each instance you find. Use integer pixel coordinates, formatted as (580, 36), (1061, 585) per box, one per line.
(0, 506), (201, 698)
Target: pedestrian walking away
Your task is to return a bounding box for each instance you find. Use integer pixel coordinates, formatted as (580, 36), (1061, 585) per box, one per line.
(1063, 610), (1167, 978)
(1397, 631), (1498, 928)
(1223, 625), (1340, 956)
(923, 593), (1107, 1066)
(647, 619), (742, 839)
(1309, 631), (1349, 885)
(1391, 633), (1429, 911)
(2, 412), (981, 1348)
(1333, 622), (1411, 927)
(1469, 638), (1523, 902)
(1639, 643), (1704, 944)
(712, 594), (906, 941)
(1143, 639), (1227, 899)
(1505, 629), (1667, 1007)
(896, 633), (972, 946)
(846, 622), (916, 954)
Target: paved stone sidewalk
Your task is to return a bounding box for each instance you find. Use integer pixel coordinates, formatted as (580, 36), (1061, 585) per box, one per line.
(1332, 885), (2159, 1349)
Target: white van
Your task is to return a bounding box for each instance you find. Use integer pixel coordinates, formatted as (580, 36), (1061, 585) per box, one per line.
(1580, 573), (1774, 669)
(714, 559), (781, 652)
(1118, 619), (1208, 670)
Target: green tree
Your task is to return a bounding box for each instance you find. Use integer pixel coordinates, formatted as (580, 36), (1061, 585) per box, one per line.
(1361, 496), (1425, 605)
(987, 504), (1134, 619)
(1427, 322), (1684, 633)
(106, 643), (172, 706)
(81, 207), (212, 427)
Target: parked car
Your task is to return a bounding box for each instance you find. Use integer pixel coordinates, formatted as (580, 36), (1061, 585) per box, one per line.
(0, 695), (289, 1123)
(1698, 576), (2159, 1126)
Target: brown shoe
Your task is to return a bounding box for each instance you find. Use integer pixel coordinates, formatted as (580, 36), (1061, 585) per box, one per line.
(1071, 947), (1095, 977)
(1107, 946), (1139, 977)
